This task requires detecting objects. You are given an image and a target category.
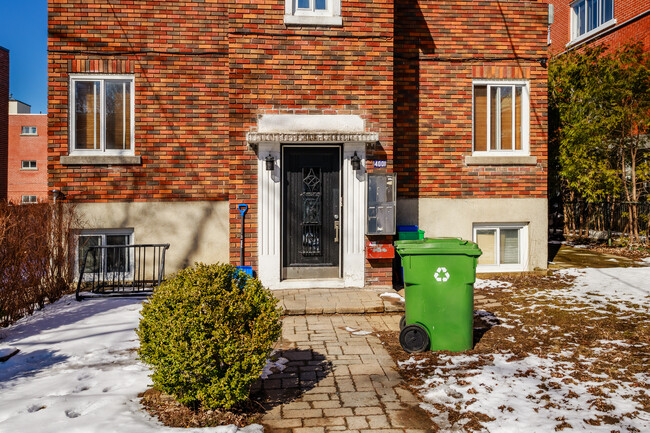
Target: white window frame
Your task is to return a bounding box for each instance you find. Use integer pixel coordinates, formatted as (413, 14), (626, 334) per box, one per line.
(472, 80), (530, 157)
(284, 0), (342, 26)
(569, 0), (616, 46)
(473, 223), (528, 272)
(21, 126), (38, 135)
(21, 195), (38, 204)
(21, 160), (37, 170)
(69, 74), (135, 156)
(76, 229), (134, 280)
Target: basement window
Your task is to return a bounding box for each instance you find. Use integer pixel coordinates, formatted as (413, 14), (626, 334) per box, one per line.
(77, 229), (134, 277)
(473, 223), (528, 272)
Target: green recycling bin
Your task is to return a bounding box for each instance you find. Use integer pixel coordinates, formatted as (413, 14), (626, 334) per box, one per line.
(394, 238), (482, 353)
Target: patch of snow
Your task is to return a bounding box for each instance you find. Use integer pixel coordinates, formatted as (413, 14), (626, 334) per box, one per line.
(352, 330), (372, 336)
(405, 266), (650, 432)
(474, 279), (513, 290)
(0, 295), (262, 433)
(412, 352), (648, 433)
(398, 357), (426, 367)
(379, 292), (404, 302)
(556, 267), (650, 311)
(260, 356), (288, 379)
(0, 347), (19, 360)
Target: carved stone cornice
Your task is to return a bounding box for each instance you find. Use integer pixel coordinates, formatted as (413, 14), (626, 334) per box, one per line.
(246, 131), (379, 144)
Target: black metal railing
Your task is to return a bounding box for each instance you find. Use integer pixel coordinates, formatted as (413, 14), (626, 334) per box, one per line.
(75, 244), (170, 301)
(558, 201), (650, 241)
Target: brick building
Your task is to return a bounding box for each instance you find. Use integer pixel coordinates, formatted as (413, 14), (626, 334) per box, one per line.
(0, 47), (8, 201)
(48, 0), (549, 289)
(7, 99), (48, 203)
(547, 0), (649, 55)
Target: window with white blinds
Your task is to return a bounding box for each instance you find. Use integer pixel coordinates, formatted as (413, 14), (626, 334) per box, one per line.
(474, 224), (527, 271)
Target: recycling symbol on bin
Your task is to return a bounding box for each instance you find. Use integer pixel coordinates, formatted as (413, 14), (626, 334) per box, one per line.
(434, 267), (450, 282)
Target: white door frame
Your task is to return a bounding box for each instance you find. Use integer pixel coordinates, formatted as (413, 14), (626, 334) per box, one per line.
(257, 141), (366, 289)
(251, 114), (377, 289)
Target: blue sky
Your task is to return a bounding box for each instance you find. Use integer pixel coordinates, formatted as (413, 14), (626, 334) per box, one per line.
(0, 0), (48, 114)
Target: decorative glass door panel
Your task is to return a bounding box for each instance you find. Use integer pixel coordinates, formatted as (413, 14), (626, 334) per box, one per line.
(301, 167), (322, 256)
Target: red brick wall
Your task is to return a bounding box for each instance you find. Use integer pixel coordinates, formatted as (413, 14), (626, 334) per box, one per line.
(48, 0), (230, 202)
(8, 114), (48, 203)
(227, 1), (394, 276)
(395, 1), (548, 200)
(48, 1), (548, 286)
(0, 47), (8, 201)
(549, 0), (650, 55)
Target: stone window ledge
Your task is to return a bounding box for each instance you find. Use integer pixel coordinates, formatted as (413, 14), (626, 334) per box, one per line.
(465, 155), (537, 166)
(284, 15), (342, 26)
(60, 155), (142, 166)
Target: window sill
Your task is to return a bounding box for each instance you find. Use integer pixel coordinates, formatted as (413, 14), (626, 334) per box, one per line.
(465, 155), (537, 166)
(20, 134), (38, 137)
(567, 19), (617, 48)
(477, 266), (526, 274)
(60, 155), (142, 165)
(284, 15), (342, 26)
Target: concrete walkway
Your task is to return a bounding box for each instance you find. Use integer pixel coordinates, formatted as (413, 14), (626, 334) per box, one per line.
(257, 289), (501, 432)
(259, 314), (431, 433)
(548, 243), (647, 269)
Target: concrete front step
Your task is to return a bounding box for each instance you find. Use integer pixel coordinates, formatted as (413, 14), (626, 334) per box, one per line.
(275, 288), (501, 316)
(275, 288), (405, 316)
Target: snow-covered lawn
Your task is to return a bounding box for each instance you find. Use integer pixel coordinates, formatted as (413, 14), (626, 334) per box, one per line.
(0, 296), (260, 433)
(1, 266), (648, 432)
(397, 267), (650, 432)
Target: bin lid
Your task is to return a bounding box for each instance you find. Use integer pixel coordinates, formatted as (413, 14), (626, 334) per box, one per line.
(394, 237), (482, 257)
(397, 225), (418, 232)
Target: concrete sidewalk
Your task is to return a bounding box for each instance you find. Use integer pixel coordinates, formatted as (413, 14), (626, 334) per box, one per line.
(548, 242), (647, 269)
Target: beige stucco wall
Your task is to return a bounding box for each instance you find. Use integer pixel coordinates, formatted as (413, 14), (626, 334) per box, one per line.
(75, 201), (230, 273)
(397, 198), (548, 272)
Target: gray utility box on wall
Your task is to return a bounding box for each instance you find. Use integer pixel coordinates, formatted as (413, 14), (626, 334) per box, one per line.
(366, 174), (396, 235)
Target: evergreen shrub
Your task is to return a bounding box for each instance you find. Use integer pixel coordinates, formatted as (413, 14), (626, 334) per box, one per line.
(137, 263), (282, 409)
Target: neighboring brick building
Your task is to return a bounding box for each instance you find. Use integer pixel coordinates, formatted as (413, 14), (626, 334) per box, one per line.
(48, 0), (549, 289)
(547, 0), (649, 55)
(0, 47), (8, 201)
(7, 99), (48, 203)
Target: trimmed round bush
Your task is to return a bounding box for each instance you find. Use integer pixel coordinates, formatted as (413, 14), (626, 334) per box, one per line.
(137, 263), (282, 410)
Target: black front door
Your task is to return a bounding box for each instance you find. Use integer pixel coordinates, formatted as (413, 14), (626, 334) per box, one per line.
(283, 146), (341, 279)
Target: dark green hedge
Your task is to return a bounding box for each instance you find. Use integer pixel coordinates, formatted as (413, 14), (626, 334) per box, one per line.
(137, 263), (282, 409)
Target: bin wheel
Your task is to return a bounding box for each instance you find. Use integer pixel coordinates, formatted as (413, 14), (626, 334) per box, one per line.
(399, 315), (406, 330)
(399, 324), (430, 353)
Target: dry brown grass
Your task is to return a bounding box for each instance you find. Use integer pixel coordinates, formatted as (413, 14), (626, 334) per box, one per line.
(380, 272), (649, 432)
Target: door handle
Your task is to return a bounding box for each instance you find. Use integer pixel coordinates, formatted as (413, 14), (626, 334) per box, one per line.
(334, 221), (340, 243)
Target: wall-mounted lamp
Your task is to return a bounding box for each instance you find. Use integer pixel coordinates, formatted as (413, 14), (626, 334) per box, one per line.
(265, 154), (275, 171)
(52, 189), (66, 204)
(540, 57), (548, 68)
(351, 152), (361, 171)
